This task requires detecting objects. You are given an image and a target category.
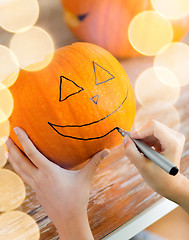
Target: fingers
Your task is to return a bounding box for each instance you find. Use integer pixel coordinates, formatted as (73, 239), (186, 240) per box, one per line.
(5, 137), (37, 188)
(123, 137), (148, 171)
(5, 137), (37, 174)
(13, 127), (52, 169)
(131, 120), (170, 139)
(130, 120), (183, 152)
(81, 149), (110, 181)
(7, 152), (34, 187)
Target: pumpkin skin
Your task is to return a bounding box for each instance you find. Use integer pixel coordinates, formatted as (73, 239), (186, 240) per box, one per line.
(61, 0), (189, 58)
(9, 42), (135, 169)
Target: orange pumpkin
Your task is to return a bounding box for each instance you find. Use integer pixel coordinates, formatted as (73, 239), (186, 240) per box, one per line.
(9, 42), (135, 169)
(61, 0), (189, 58)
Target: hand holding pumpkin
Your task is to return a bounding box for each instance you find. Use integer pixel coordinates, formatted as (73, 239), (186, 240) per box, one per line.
(5, 127), (110, 240)
(123, 120), (189, 213)
(9, 42), (135, 169)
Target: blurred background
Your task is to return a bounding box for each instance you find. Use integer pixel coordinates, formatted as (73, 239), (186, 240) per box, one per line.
(0, 0), (189, 239)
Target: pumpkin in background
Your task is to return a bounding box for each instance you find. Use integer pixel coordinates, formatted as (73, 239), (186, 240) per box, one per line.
(9, 42), (135, 169)
(61, 0), (189, 58)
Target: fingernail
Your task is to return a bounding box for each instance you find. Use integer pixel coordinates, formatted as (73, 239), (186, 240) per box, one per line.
(13, 127), (19, 135)
(102, 149), (110, 159)
(130, 131), (138, 137)
(5, 152), (9, 160)
(1, 136), (7, 144)
(123, 137), (128, 145)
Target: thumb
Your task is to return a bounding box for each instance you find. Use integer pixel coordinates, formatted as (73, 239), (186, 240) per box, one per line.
(123, 136), (146, 170)
(81, 149), (110, 181)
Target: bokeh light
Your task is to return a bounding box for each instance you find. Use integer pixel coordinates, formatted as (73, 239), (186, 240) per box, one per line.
(128, 11), (173, 56)
(0, 169), (26, 211)
(0, 211), (40, 240)
(0, 140), (8, 168)
(0, 0), (39, 33)
(0, 118), (10, 140)
(151, 0), (189, 20)
(0, 84), (14, 123)
(135, 67), (180, 106)
(135, 101), (180, 132)
(0, 45), (19, 88)
(10, 26), (54, 71)
(154, 42), (189, 87)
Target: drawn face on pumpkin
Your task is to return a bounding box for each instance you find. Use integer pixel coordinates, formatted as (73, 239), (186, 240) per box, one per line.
(48, 61), (129, 140)
(64, 10), (88, 28)
(62, 0), (91, 28)
(9, 42), (135, 168)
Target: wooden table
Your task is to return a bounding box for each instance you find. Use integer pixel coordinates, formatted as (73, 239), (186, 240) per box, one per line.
(1, 1), (189, 239)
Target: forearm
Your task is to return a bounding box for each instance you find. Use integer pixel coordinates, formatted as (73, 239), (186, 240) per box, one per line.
(165, 173), (189, 214)
(57, 213), (94, 240)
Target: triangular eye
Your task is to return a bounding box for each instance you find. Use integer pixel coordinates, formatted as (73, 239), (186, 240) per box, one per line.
(59, 76), (84, 102)
(93, 61), (115, 85)
(90, 95), (99, 104)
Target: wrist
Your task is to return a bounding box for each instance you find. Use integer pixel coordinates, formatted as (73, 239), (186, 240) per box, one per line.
(171, 173), (189, 202)
(164, 173), (189, 206)
(56, 212), (93, 240)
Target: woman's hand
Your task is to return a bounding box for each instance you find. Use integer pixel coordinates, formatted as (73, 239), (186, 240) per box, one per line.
(5, 127), (110, 240)
(123, 120), (189, 208)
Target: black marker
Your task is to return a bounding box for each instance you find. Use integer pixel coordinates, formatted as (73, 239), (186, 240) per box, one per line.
(116, 128), (179, 176)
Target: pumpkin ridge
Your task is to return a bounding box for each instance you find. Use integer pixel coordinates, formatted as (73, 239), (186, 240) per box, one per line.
(71, 43), (118, 77)
(59, 46), (104, 128)
(85, 43), (125, 81)
(117, 0), (128, 57)
(101, 0), (111, 51)
(68, 44), (122, 125)
(56, 50), (87, 125)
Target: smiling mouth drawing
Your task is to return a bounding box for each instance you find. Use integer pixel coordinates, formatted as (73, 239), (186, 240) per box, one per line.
(48, 88), (128, 141)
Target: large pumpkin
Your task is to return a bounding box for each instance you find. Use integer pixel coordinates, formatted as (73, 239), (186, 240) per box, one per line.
(9, 42), (135, 169)
(61, 0), (189, 58)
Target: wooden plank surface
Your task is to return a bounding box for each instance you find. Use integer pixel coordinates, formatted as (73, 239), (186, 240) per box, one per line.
(1, 0), (189, 239)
